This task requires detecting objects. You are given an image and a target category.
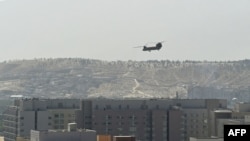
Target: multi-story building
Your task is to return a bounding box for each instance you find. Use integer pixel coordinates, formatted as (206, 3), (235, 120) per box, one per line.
(182, 108), (209, 139)
(2, 106), (18, 141)
(211, 102), (250, 138)
(76, 99), (227, 141)
(3, 98), (232, 141)
(209, 109), (232, 137)
(3, 98), (80, 141)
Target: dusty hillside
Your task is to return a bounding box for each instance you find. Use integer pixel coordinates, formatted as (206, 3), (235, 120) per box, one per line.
(0, 59), (250, 100)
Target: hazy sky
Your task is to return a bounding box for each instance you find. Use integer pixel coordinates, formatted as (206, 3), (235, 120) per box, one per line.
(0, 0), (250, 61)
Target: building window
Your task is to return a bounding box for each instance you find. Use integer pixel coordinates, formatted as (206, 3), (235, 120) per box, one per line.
(58, 103), (63, 108)
(127, 105), (130, 109)
(95, 105), (99, 110)
(54, 114), (59, 118)
(117, 128), (123, 131)
(129, 127), (136, 132)
(117, 115), (123, 119)
(60, 119), (64, 124)
(105, 115), (112, 120)
(118, 122), (124, 125)
(60, 113), (64, 118)
(156, 105), (159, 109)
(106, 105), (111, 109)
(54, 120), (59, 124)
(141, 104), (148, 109)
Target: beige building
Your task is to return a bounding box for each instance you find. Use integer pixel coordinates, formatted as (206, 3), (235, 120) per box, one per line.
(231, 102), (250, 121)
(208, 102), (250, 138)
(16, 137), (30, 141)
(0, 136), (4, 141)
(245, 115), (250, 123)
(234, 102), (250, 112)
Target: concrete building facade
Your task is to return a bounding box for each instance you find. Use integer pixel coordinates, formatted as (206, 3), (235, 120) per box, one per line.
(76, 99), (227, 141)
(30, 129), (96, 141)
(2, 106), (18, 141)
(211, 102), (250, 138)
(3, 98), (80, 141)
(189, 137), (223, 141)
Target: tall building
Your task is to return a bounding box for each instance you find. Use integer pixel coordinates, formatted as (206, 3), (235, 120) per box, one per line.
(76, 99), (227, 141)
(3, 98), (80, 141)
(2, 106), (18, 141)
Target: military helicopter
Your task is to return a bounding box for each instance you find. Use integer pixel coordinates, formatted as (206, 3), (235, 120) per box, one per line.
(134, 41), (165, 52)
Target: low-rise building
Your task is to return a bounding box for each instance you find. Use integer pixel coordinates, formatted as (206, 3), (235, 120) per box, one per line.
(0, 136), (4, 141)
(16, 137), (30, 141)
(113, 136), (136, 141)
(30, 129), (96, 141)
(97, 135), (112, 141)
(189, 137), (223, 141)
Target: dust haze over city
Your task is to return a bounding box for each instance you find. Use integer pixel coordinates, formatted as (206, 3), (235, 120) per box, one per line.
(1, 0), (250, 141)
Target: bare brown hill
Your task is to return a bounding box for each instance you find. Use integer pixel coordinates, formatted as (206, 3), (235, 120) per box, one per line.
(0, 59), (250, 101)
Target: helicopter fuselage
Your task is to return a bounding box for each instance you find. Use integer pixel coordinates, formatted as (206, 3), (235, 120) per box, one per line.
(143, 46), (162, 51)
(142, 43), (162, 51)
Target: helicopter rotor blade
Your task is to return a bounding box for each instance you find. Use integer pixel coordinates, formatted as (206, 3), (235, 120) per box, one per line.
(146, 41), (166, 45)
(133, 46), (144, 48)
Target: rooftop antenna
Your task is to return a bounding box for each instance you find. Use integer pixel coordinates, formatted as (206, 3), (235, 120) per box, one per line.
(176, 91), (179, 99)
